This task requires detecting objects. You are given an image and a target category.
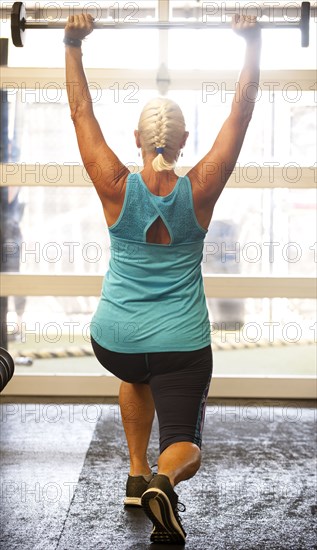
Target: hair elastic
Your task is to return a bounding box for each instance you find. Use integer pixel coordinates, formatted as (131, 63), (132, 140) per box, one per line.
(155, 147), (165, 154)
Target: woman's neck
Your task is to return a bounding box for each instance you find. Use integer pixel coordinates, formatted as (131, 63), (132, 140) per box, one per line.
(140, 162), (178, 195)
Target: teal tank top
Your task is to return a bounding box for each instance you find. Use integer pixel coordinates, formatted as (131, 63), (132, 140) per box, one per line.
(91, 172), (211, 353)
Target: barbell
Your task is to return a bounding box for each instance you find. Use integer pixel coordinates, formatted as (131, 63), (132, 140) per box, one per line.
(11, 1), (311, 48)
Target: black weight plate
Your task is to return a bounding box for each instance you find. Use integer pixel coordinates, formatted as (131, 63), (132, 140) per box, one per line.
(0, 347), (15, 372)
(0, 355), (11, 375)
(11, 2), (26, 48)
(0, 348), (15, 392)
(0, 358), (9, 392)
(301, 2), (310, 47)
(0, 370), (7, 392)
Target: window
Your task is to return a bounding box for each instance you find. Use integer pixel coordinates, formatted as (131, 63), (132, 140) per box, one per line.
(1, 0), (316, 396)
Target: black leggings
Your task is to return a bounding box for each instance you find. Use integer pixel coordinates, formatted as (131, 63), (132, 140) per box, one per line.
(91, 337), (213, 454)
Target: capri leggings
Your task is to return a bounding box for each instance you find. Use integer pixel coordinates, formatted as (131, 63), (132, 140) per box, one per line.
(91, 337), (213, 454)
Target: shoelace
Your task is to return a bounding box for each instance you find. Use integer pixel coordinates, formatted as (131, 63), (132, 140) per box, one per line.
(176, 501), (186, 513)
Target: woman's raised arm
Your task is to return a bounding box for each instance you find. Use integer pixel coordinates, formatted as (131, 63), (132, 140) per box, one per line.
(64, 15), (129, 202)
(188, 15), (262, 209)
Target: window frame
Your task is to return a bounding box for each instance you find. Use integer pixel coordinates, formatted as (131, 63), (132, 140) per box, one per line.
(0, 41), (316, 398)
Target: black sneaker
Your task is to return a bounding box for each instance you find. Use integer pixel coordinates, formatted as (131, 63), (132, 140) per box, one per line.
(141, 474), (187, 545)
(124, 474), (154, 507)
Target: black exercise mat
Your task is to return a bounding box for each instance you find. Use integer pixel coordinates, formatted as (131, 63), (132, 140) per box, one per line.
(56, 403), (316, 550)
(0, 403), (98, 550)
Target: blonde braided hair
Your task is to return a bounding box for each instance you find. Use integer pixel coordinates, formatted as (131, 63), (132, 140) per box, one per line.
(138, 98), (186, 172)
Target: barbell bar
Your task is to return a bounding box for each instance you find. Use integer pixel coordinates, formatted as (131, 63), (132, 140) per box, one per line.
(11, 1), (311, 48)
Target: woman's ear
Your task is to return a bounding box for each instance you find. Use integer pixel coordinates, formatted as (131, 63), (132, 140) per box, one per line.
(134, 130), (141, 148)
(181, 131), (189, 149)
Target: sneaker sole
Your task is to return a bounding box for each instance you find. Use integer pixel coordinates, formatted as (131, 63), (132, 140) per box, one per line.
(141, 488), (186, 545)
(124, 496), (143, 507)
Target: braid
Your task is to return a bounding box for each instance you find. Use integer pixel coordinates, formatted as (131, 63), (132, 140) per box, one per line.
(138, 98), (186, 172)
(154, 106), (166, 148)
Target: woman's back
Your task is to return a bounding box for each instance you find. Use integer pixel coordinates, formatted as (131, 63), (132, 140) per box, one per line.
(91, 172), (210, 352)
(101, 166), (213, 244)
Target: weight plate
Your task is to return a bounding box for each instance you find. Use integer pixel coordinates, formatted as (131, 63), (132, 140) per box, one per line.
(0, 358), (9, 392)
(0, 347), (15, 371)
(0, 371), (7, 392)
(300, 2), (310, 47)
(0, 355), (10, 377)
(0, 348), (15, 392)
(11, 2), (26, 48)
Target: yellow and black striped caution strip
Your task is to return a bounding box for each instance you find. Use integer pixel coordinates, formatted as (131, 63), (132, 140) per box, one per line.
(11, 337), (315, 361)
(12, 346), (94, 361)
(213, 337), (315, 351)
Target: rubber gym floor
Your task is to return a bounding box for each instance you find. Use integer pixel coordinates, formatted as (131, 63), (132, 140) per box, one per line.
(0, 397), (316, 550)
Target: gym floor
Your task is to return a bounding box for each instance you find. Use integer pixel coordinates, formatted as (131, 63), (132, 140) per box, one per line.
(0, 397), (316, 549)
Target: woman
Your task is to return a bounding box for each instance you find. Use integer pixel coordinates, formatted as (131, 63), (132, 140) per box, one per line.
(64, 14), (261, 545)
